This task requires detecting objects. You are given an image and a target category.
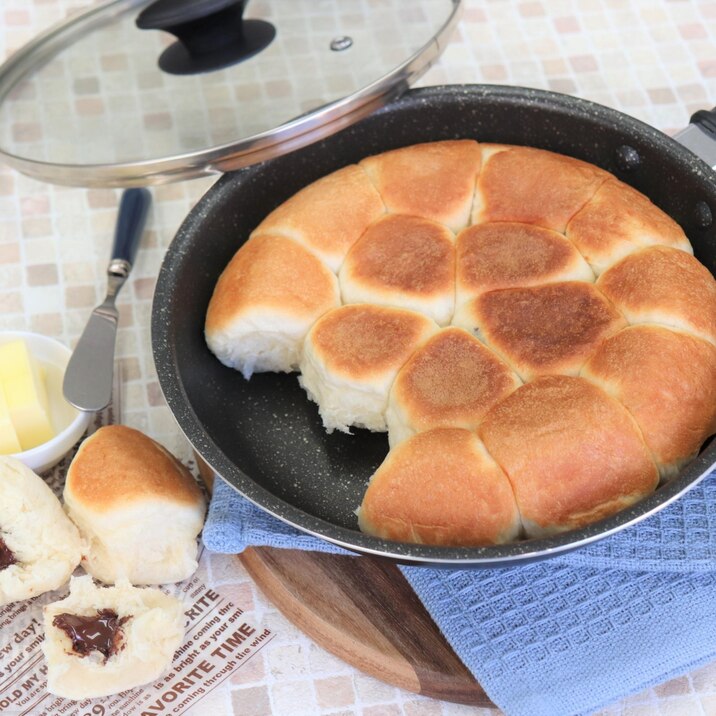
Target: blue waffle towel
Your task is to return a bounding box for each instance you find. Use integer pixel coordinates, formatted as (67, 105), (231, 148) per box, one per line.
(203, 472), (716, 716)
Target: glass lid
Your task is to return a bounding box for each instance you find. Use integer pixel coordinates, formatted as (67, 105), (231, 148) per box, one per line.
(0, 0), (461, 187)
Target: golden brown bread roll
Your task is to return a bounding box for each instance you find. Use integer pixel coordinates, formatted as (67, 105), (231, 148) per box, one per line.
(386, 327), (521, 447)
(64, 425), (205, 585)
(472, 144), (609, 231)
(339, 214), (456, 325)
(566, 179), (693, 275)
(596, 246), (716, 346)
(358, 428), (522, 546)
(359, 139), (482, 231)
(479, 376), (659, 537)
(205, 233), (340, 378)
(251, 164), (386, 272)
(455, 221), (594, 308)
(299, 304), (438, 433)
(453, 282), (627, 380)
(582, 325), (716, 479)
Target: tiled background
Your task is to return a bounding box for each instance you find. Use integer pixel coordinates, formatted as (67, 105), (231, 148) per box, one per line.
(2, 1), (716, 714)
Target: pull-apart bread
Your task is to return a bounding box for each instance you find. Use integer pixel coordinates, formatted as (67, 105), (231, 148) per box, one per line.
(205, 139), (716, 547)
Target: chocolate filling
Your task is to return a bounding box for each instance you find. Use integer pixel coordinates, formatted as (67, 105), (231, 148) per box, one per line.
(0, 537), (17, 570)
(52, 609), (131, 660)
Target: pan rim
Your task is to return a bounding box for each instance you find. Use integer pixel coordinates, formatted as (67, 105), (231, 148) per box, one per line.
(152, 83), (716, 567)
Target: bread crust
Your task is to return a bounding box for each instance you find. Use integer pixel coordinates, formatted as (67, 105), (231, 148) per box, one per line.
(456, 282), (626, 380)
(360, 139), (481, 231)
(359, 428), (521, 546)
(251, 164), (386, 272)
(456, 221), (594, 306)
(472, 145), (609, 231)
(340, 214), (456, 325)
(582, 325), (716, 477)
(386, 327), (521, 447)
(596, 246), (716, 345)
(480, 376), (659, 537)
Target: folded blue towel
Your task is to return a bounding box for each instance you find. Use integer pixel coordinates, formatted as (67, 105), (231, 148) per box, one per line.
(203, 471), (716, 716)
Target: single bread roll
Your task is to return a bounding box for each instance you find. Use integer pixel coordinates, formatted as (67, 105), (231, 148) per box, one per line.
(453, 282), (626, 380)
(582, 325), (716, 479)
(472, 144), (609, 232)
(566, 178), (692, 275)
(455, 221), (594, 308)
(360, 140), (482, 231)
(386, 327), (521, 447)
(596, 246), (716, 346)
(339, 214), (456, 325)
(64, 426), (205, 585)
(480, 376), (658, 537)
(43, 575), (184, 700)
(205, 234), (340, 378)
(251, 164), (386, 272)
(0, 456), (82, 606)
(358, 428), (522, 546)
(299, 304), (438, 433)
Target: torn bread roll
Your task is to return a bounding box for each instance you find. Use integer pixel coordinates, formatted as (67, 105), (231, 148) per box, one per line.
(358, 428), (522, 546)
(43, 575), (184, 700)
(64, 426), (205, 585)
(0, 456), (82, 606)
(339, 214), (456, 325)
(479, 376), (659, 538)
(299, 304), (438, 433)
(205, 233), (340, 379)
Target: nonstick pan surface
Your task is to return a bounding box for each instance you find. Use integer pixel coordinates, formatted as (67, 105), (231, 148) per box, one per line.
(153, 85), (716, 567)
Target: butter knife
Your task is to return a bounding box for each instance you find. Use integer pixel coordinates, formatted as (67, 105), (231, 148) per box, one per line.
(63, 188), (151, 412)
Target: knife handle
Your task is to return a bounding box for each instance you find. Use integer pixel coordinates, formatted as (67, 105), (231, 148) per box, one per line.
(111, 188), (151, 268)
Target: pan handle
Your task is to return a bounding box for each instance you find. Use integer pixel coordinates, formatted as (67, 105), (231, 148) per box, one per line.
(673, 107), (716, 169)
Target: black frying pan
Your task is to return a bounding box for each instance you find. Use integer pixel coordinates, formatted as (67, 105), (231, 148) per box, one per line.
(152, 85), (716, 567)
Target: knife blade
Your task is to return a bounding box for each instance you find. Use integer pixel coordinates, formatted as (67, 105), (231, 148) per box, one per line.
(63, 188), (151, 412)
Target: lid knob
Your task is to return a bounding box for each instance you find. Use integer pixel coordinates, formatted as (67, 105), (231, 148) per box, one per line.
(136, 0), (276, 75)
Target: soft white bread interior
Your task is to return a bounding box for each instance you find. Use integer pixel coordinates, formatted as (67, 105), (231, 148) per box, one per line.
(205, 233), (340, 379)
(64, 425), (206, 585)
(43, 575), (184, 700)
(299, 304), (438, 433)
(0, 456), (82, 606)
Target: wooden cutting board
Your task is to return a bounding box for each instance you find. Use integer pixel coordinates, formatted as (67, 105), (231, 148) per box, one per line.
(198, 462), (493, 707)
(239, 547), (493, 706)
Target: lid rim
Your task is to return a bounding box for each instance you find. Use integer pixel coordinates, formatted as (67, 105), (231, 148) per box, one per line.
(0, 0), (462, 187)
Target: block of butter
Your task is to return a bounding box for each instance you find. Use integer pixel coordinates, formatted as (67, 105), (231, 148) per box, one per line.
(0, 383), (21, 453)
(0, 340), (54, 451)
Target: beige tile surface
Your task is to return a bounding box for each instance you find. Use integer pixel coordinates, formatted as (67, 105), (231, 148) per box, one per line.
(1, 1), (716, 714)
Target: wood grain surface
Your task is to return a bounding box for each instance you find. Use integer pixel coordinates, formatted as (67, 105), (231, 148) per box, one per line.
(239, 548), (493, 706)
(196, 454), (492, 706)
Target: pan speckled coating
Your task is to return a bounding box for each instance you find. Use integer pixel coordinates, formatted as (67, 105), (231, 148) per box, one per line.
(152, 85), (716, 567)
